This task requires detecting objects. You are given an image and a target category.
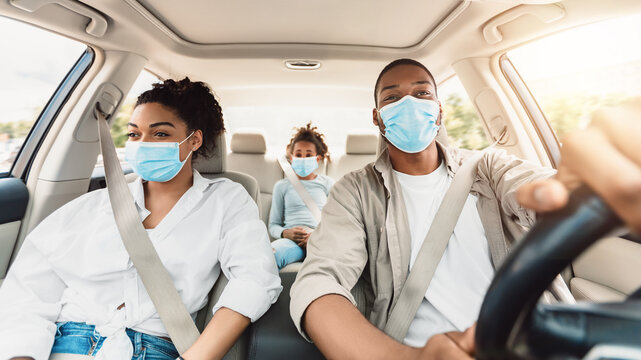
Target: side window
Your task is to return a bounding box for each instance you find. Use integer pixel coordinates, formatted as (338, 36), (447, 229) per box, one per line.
(439, 76), (490, 150)
(0, 16), (87, 175)
(94, 70), (159, 168)
(506, 12), (641, 140)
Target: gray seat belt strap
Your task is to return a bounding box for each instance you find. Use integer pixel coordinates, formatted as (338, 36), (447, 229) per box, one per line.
(383, 150), (486, 342)
(277, 155), (322, 223)
(95, 107), (199, 354)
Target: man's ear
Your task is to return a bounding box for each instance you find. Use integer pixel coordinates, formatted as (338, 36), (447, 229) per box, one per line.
(437, 101), (443, 126)
(372, 108), (380, 127)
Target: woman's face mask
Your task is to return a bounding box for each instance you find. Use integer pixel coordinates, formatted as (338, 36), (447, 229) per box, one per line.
(378, 95), (440, 153)
(125, 132), (194, 182)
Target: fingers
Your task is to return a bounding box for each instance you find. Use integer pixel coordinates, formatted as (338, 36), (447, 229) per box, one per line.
(562, 127), (641, 233)
(444, 324), (476, 356)
(286, 227), (305, 241)
(519, 100), (641, 233)
(517, 179), (569, 212)
(591, 104), (641, 167)
(422, 333), (473, 360)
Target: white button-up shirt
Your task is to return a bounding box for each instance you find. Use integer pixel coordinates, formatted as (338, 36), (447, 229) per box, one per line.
(0, 170), (282, 360)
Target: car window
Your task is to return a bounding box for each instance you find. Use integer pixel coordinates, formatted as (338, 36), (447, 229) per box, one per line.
(439, 76), (490, 150)
(506, 12), (641, 140)
(0, 16), (86, 174)
(94, 70), (159, 168)
(225, 106), (374, 155)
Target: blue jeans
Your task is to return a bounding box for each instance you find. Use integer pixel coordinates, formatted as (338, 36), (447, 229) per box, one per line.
(51, 322), (179, 359)
(272, 238), (305, 269)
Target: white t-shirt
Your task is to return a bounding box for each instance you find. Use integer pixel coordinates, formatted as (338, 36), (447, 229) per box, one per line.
(394, 162), (495, 347)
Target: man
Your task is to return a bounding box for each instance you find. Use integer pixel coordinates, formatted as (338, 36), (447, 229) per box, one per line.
(289, 58), (558, 359)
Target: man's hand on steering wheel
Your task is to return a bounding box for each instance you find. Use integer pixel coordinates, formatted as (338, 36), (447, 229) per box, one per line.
(417, 324), (476, 359)
(517, 102), (641, 234)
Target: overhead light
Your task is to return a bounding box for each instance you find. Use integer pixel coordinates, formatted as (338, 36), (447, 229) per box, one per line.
(284, 60), (321, 70)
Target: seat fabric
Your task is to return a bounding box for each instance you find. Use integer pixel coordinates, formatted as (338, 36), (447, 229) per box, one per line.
(192, 132), (262, 360)
(226, 131), (283, 228)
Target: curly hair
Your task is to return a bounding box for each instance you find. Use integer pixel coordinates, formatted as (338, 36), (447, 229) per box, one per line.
(287, 122), (330, 162)
(136, 77), (225, 160)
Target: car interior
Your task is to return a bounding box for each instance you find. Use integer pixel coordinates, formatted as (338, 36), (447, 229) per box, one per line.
(1, 0), (641, 358)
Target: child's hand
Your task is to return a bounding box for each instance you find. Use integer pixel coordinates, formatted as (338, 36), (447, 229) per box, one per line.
(297, 231), (313, 248)
(282, 227), (308, 241)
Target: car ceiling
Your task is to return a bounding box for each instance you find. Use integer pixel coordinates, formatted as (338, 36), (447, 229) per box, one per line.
(2, 0), (641, 108)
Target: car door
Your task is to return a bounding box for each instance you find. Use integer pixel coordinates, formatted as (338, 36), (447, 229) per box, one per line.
(0, 16), (92, 284)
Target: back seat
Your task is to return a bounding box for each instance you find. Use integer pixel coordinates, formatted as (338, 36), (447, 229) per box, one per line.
(327, 133), (378, 180)
(226, 132), (283, 226)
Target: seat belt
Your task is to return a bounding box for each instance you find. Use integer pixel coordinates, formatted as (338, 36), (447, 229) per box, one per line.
(383, 150), (486, 342)
(277, 155), (322, 223)
(94, 106), (199, 353)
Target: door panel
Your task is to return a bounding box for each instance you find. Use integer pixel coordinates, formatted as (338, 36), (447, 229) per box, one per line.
(572, 237), (641, 301)
(0, 177), (29, 280)
(570, 277), (626, 302)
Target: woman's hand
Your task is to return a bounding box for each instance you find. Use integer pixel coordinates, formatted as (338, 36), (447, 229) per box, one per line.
(282, 227), (309, 242)
(417, 324), (475, 359)
(517, 100), (641, 233)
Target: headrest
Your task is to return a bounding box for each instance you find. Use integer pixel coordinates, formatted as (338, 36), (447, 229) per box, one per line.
(193, 132), (227, 174)
(346, 133), (378, 155)
(230, 132), (267, 154)
(376, 126), (450, 156)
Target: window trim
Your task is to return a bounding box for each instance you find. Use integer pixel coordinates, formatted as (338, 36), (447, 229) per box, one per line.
(499, 54), (560, 168)
(6, 47), (95, 180)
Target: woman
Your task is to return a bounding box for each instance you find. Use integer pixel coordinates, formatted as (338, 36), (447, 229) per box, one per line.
(269, 123), (334, 269)
(0, 78), (282, 360)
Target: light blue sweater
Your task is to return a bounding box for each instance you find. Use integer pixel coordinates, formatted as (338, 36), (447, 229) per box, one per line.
(268, 175), (335, 239)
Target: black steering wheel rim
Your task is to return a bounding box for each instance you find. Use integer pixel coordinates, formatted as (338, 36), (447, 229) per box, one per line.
(475, 186), (623, 359)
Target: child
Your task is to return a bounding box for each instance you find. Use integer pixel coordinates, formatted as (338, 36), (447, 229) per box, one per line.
(269, 122), (334, 269)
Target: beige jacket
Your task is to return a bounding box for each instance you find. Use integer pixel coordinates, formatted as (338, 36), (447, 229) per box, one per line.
(290, 141), (555, 339)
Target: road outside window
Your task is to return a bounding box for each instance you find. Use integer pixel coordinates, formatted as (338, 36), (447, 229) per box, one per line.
(0, 16), (85, 174)
(507, 12), (641, 140)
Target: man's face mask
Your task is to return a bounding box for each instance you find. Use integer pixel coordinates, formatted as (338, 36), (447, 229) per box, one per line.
(125, 132), (194, 182)
(291, 156), (319, 177)
(378, 95), (440, 153)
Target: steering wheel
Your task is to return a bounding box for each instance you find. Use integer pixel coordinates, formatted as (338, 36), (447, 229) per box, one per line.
(475, 186), (641, 359)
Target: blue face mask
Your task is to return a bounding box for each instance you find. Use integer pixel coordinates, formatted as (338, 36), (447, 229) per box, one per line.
(378, 95), (440, 153)
(291, 157), (319, 177)
(125, 132), (194, 182)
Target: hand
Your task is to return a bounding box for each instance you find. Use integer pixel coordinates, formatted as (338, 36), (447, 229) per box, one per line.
(282, 227), (308, 242)
(517, 101), (641, 234)
(417, 324), (475, 359)
(297, 231), (312, 249)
